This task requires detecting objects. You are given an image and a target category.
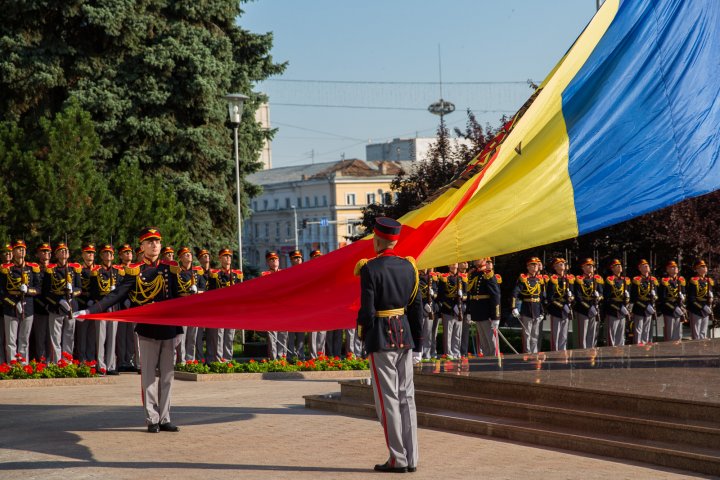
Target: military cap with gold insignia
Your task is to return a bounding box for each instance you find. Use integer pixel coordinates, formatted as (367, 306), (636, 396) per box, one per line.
(11, 239), (27, 250)
(36, 242), (52, 252)
(666, 260), (678, 268)
(265, 251), (279, 260)
(579, 257), (595, 266)
(54, 242), (69, 253)
(694, 259), (707, 268)
(218, 248), (233, 257)
(526, 256), (542, 265)
(81, 243), (96, 253)
(118, 243), (133, 254)
(310, 249), (322, 258)
(608, 258), (622, 267)
(176, 246), (191, 257)
(100, 244), (114, 253)
(138, 226), (162, 242)
(289, 249), (303, 259)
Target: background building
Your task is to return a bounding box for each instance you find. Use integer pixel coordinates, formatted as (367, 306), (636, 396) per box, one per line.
(366, 137), (471, 162)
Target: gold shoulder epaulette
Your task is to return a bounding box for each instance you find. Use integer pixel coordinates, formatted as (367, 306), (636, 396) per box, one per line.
(495, 273), (502, 284)
(0, 266), (7, 275)
(193, 266), (205, 275)
(710, 278), (716, 286)
(679, 276), (686, 287)
(124, 265), (140, 276)
(169, 264), (181, 274)
(404, 256), (416, 267)
(27, 263), (40, 273)
(90, 269), (99, 277)
(354, 258), (369, 276)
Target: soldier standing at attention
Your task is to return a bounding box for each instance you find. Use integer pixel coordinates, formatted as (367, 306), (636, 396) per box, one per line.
(356, 217), (421, 473)
(262, 251), (287, 360)
(544, 258), (574, 351)
(176, 247), (206, 363)
(286, 250), (306, 360)
(90, 244), (123, 375)
(31, 243), (53, 361)
(686, 260), (714, 340)
(572, 258), (604, 349)
(195, 248), (211, 362)
(44, 243), (82, 364)
(467, 258), (502, 357)
(604, 259), (631, 346)
(161, 246), (174, 262)
(115, 244), (137, 371)
(0, 239), (41, 363)
(308, 249), (328, 359)
(630, 259), (659, 345)
(658, 260), (686, 342)
(3, 244), (12, 264)
(511, 257), (545, 354)
(76, 227), (182, 433)
(419, 268), (438, 360)
(76, 243), (97, 362)
(457, 261), (473, 357)
(437, 263), (467, 359)
(208, 248), (242, 362)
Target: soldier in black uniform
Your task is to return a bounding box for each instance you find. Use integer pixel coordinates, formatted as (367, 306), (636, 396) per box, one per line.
(356, 217), (421, 473)
(287, 249), (306, 360)
(195, 248), (211, 362)
(544, 258), (574, 351)
(89, 244), (124, 375)
(467, 258), (502, 356)
(262, 251), (288, 359)
(208, 248), (242, 361)
(44, 243), (82, 364)
(658, 260), (686, 342)
(604, 259), (631, 346)
(161, 246), (174, 262)
(419, 268), (438, 360)
(437, 264), (467, 359)
(115, 243), (138, 371)
(630, 259), (659, 345)
(76, 243), (97, 362)
(76, 227), (182, 433)
(572, 258), (604, 349)
(308, 250), (328, 358)
(31, 242), (53, 361)
(3, 243), (12, 264)
(686, 260), (714, 340)
(176, 246), (206, 363)
(0, 239), (42, 364)
(511, 257), (545, 353)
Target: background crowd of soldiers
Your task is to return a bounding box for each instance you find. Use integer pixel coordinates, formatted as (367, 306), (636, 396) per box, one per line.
(2, 237), (716, 368)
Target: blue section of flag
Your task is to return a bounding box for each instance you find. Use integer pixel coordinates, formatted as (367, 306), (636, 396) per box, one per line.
(563, 0), (720, 235)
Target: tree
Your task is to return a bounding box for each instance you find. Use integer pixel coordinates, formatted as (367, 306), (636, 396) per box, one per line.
(0, 0), (285, 249)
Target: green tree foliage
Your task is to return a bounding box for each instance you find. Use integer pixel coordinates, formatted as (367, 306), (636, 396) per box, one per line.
(0, 0), (285, 252)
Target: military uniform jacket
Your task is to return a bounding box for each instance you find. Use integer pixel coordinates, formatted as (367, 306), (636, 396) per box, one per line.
(437, 273), (468, 316)
(630, 275), (659, 316)
(0, 262), (41, 317)
(419, 272), (438, 315)
(544, 274), (574, 318)
(42, 263), (83, 314)
(572, 275), (604, 316)
(176, 265), (207, 296)
(658, 275), (686, 316)
(512, 274), (545, 318)
(604, 275), (631, 316)
(355, 249), (423, 354)
(208, 268), (242, 290)
(686, 276), (714, 316)
(89, 264), (124, 304)
(467, 270), (501, 321)
(33, 265), (50, 315)
(87, 259), (182, 340)
(78, 263), (96, 309)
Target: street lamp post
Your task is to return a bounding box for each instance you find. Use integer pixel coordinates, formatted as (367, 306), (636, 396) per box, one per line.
(224, 93), (249, 273)
(291, 205), (299, 250)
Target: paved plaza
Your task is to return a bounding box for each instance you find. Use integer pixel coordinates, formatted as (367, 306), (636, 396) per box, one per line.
(0, 374), (709, 479)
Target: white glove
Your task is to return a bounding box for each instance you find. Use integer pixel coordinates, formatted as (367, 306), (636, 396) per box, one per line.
(649, 289), (657, 300)
(110, 284), (116, 291)
(123, 299), (131, 309)
(59, 299), (72, 314)
(703, 305), (713, 315)
(72, 309), (88, 320)
(412, 352), (422, 365)
(620, 305), (629, 317)
(673, 306), (684, 318)
(592, 290), (600, 299)
(566, 292), (574, 302)
(65, 283), (73, 293)
(429, 288), (435, 297)
(190, 284), (198, 294)
(453, 305), (460, 316)
(15, 301), (23, 316)
(424, 303), (432, 314)
(458, 289), (464, 297)
(19, 284), (28, 294)
(645, 304), (655, 316)
(709, 291), (714, 301)
(679, 292), (685, 303)
(491, 319), (500, 329)
(537, 314), (545, 322)
(511, 308), (520, 318)
(624, 289), (631, 300)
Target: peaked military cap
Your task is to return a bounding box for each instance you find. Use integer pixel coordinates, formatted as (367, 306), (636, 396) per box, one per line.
(11, 239), (27, 249)
(138, 227), (162, 243)
(373, 217), (402, 241)
(218, 248), (233, 257)
(265, 251), (279, 260)
(310, 249), (322, 258)
(289, 249), (303, 259)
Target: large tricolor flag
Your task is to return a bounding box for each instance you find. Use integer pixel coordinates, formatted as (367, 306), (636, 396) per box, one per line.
(83, 0), (720, 330)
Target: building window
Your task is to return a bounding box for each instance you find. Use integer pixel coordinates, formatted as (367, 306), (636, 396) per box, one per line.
(297, 197), (302, 208)
(285, 198), (291, 209)
(347, 223), (355, 235)
(383, 193), (393, 204)
(263, 199), (268, 210)
(346, 193), (356, 206)
(314, 196), (318, 207)
(274, 198), (279, 210)
(254, 224), (259, 238)
(287, 222), (292, 237)
(366, 193), (376, 205)
(276, 222), (280, 239)
(305, 196), (310, 208)
(322, 195), (328, 206)
(264, 223), (269, 238)
(252, 201), (257, 211)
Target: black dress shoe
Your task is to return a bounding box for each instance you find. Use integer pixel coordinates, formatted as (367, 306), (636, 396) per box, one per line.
(408, 466), (417, 473)
(159, 422), (179, 432)
(107, 370), (119, 376)
(374, 462), (407, 473)
(147, 423), (160, 433)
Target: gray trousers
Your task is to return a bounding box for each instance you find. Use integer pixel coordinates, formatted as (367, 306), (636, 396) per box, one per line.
(633, 313), (653, 344)
(33, 313), (49, 361)
(345, 328), (363, 357)
(519, 315), (542, 353)
(605, 315), (626, 346)
(309, 331), (326, 358)
(574, 313), (597, 349)
(75, 318), (96, 362)
(475, 320), (499, 357)
(663, 314), (682, 341)
(287, 331), (305, 360)
(267, 331), (288, 360)
(184, 326), (199, 362)
(222, 328), (235, 361)
(549, 315), (569, 351)
(421, 314), (435, 359)
(138, 335), (176, 426)
(96, 320), (118, 373)
(175, 327), (186, 364)
(49, 312), (75, 363)
(4, 314), (33, 364)
(116, 322), (138, 367)
(441, 313), (462, 358)
(325, 329), (343, 357)
(205, 328), (223, 363)
(689, 312), (709, 340)
(369, 349), (418, 469)
(460, 314), (472, 356)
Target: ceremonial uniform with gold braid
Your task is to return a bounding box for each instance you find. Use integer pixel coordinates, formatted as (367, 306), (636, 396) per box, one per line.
(511, 273), (545, 353)
(43, 262), (83, 364)
(180, 265), (206, 363)
(0, 261), (41, 363)
(658, 274), (686, 341)
(630, 274), (659, 344)
(686, 274), (714, 339)
(545, 273), (574, 351)
(208, 267), (242, 362)
(467, 269), (502, 356)
(419, 271), (439, 359)
(604, 274), (631, 346)
(89, 263), (124, 373)
(437, 272), (467, 358)
(572, 274), (604, 348)
(76, 262), (98, 362)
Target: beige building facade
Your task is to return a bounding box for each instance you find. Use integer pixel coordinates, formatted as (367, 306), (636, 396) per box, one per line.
(244, 159), (411, 268)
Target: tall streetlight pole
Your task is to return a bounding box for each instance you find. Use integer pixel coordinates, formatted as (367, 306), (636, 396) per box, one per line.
(224, 93), (249, 273)
(291, 205), (299, 250)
